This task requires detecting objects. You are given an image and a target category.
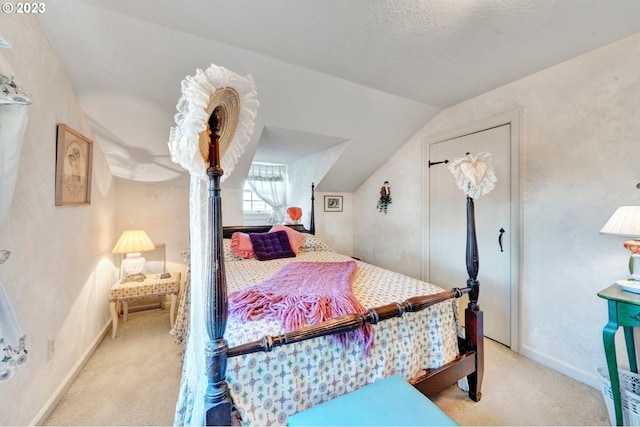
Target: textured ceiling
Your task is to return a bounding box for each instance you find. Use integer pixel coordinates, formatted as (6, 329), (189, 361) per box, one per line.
(37, 0), (640, 190)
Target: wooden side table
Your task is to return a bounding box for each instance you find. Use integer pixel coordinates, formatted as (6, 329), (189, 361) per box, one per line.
(109, 272), (181, 339)
(598, 284), (640, 426)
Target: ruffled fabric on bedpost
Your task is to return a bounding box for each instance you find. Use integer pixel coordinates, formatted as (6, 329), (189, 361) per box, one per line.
(168, 64), (258, 427)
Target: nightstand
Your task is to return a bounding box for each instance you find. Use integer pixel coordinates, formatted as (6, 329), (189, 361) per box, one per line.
(598, 284), (640, 426)
(109, 272), (181, 339)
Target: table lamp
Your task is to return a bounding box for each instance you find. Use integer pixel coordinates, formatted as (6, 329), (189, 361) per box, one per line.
(600, 206), (640, 290)
(112, 229), (156, 282)
(286, 207), (302, 224)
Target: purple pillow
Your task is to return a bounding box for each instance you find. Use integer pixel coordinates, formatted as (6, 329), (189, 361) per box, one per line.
(249, 230), (296, 261)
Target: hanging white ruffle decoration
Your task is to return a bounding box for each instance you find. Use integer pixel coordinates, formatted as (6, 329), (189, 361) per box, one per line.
(0, 74), (31, 105)
(0, 281), (27, 381)
(168, 64), (258, 181)
(168, 64), (258, 427)
(447, 151), (497, 199)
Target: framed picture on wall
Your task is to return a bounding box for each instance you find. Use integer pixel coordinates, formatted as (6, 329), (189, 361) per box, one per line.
(324, 195), (343, 212)
(55, 124), (93, 206)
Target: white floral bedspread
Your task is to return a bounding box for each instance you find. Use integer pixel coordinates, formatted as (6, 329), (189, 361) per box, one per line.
(221, 251), (460, 426)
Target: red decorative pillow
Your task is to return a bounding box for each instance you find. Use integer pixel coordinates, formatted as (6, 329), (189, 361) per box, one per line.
(269, 224), (306, 255)
(249, 231), (296, 261)
(231, 232), (254, 259)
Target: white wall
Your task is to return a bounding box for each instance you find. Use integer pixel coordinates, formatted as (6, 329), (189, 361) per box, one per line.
(353, 139), (425, 275)
(314, 192), (354, 256)
(287, 142), (350, 234)
(354, 32), (640, 388)
(0, 14), (117, 425)
(114, 182), (190, 277)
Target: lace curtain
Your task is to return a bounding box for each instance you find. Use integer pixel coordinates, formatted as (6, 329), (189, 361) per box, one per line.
(247, 163), (286, 224)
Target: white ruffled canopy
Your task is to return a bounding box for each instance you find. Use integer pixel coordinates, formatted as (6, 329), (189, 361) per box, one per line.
(168, 65), (258, 181)
(168, 64), (258, 426)
(447, 151), (497, 199)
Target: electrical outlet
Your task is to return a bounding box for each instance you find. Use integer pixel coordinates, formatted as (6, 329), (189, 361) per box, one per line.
(47, 337), (55, 361)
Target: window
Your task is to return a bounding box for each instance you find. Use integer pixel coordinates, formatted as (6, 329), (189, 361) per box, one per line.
(243, 181), (272, 213)
(243, 163), (287, 224)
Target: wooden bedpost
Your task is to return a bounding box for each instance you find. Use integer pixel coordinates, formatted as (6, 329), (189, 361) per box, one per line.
(204, 108), (233, 426)
(310, 182), (316, 235)
(464, 196), (484, 402)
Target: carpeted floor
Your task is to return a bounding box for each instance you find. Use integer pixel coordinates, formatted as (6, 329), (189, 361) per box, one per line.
(431, 345), (610, 426)
(44, 308), (611, 426)
(44, 309), (183, 426)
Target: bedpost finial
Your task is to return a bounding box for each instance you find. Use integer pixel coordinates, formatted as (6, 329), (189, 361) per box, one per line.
(207, 107), (224, 176)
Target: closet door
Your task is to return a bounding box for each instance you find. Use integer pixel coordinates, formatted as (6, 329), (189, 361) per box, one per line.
(428, 124), (512, 347)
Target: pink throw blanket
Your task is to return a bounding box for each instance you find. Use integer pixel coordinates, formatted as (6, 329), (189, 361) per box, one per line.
(229, 261), (374, 353)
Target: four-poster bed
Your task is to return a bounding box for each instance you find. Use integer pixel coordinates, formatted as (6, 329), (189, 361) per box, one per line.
(168, 64), (486, 426)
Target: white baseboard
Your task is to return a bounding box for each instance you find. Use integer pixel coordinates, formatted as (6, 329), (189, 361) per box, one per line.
(29, 319), (111, 426)
(520, 344), (600, 389)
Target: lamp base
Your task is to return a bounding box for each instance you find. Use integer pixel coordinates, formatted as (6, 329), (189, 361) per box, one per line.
(630, 251), (640, 281)
(617, 279), (640, 294)
(122, 252), (146, 274)
(619, 243), (640, 293)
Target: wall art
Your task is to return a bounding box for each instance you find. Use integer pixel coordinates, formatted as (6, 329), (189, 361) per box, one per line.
(55, 124), (93, 206)
(324, 195), (343, 212)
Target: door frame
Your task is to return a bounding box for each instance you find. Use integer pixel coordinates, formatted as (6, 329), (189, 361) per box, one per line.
(421, 109), (523, 353)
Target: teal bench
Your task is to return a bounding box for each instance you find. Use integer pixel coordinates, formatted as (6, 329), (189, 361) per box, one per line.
(287, 374), (459, 426)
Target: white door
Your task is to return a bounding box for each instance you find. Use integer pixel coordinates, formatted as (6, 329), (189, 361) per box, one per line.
(428, 124), (512, 346)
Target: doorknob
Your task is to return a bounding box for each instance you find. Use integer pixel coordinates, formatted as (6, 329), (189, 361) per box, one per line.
(498, 228), (505, 252)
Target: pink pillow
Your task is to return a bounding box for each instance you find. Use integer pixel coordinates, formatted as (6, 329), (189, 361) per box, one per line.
(231, 232), (254, 258)
(269, 224), (306, 254)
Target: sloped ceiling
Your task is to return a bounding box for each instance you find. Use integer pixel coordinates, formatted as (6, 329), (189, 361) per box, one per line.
(36, 0), (640, 191)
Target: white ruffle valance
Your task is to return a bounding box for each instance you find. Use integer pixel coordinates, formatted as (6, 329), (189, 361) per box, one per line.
(447, 151), (497, 199)
(169, 64), (258, 426)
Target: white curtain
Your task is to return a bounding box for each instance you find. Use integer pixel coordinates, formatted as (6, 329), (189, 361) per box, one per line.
(0, 75), (30, 226)
(0, 74), (30, 381)
(0, 104), (28, 226)
(247, 163), (286, 224)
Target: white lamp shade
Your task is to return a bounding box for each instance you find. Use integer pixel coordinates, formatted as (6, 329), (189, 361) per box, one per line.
(112, 230), (156, 254)
(113, 230), (155, 277)
(600, 206), (640, 237)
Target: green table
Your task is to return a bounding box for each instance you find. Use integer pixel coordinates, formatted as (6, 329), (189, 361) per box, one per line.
(598, 284), (640, 426)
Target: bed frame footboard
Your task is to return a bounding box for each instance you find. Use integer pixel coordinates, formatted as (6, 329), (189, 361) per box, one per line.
(226, 288), (472, 357)
(410, 305), (483, 401)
